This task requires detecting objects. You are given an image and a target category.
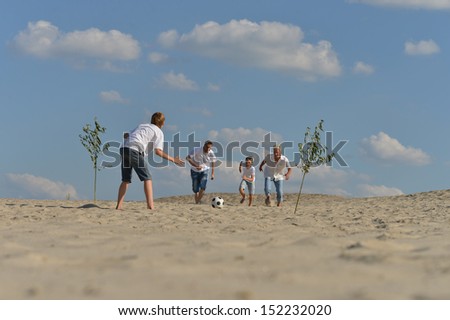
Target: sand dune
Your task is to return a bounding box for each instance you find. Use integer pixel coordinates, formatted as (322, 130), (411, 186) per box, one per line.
(1, 190), (450, 299)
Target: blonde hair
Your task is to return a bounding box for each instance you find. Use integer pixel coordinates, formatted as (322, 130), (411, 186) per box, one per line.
(151, 112), (165, 128)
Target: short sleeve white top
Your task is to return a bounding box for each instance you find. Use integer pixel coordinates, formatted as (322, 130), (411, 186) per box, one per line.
(263, 154), (291, 180)
(241, 166), (255, 182)
(124, 123), (164, 155)
(189, 147), (216, 172)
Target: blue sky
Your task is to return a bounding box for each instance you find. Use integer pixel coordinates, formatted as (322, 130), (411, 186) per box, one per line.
(1, 0), (450, 201)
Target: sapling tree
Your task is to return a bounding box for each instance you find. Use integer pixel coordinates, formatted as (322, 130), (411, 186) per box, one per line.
(294, 120), (334, 214)
(79, 117), (109, 201)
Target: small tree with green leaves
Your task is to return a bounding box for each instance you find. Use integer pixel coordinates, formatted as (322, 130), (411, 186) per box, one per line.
(294, 120), (334, 214)
(79, 117), (109, 201)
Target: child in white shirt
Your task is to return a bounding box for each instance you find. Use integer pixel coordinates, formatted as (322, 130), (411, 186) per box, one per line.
(239, 157), (255, 206)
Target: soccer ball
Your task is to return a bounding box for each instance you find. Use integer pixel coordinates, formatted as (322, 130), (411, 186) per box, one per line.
(211, 196), (224, 209)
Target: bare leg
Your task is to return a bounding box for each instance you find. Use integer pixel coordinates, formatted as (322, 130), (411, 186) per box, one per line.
(248, 194), (253, 206)
(265, 195), (271, 206)
(116, 181), (129, 209)
(196, 189), (205, 204)
(239, 188), (246, 204)
(144, 179), (154, 209)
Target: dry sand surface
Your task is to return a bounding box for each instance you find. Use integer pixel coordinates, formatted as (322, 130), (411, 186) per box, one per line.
(1, 190), (450, 299)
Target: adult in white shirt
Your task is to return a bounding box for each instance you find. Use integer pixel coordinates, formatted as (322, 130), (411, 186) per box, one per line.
(186, 140), (216, 204)
(116, 112), (184, 210)
(259, 145), (292, 207)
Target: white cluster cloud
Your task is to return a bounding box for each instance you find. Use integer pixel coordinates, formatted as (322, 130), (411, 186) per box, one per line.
(99, 90), (130, 104)
(286, 166), (404, 197)
(158, 19), (342, 80)
(208, 127), (284, 146)
(6, 173), (78, 200)
(148, 52), (170, 64)
(361, 132), (431, 166)
(348, 0), (450, 10)
(183, 107), (213, 117)
(207, 83), (221, 92)
(12, 20), (140, 61)
(296, 165), (354, 196)
(404, 39), (440, 56)
(357, 184), (404, 197)
(353, 61), (375, 75)
(157, 71), (199, 91)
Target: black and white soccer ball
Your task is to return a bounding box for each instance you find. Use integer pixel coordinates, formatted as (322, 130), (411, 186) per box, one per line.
(211, 196), (224, 209)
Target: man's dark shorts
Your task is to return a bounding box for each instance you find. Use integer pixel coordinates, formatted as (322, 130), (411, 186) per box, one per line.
(120, 147), (152, 182)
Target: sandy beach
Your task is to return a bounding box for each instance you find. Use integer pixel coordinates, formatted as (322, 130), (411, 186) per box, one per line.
(1, 190), (450, 300)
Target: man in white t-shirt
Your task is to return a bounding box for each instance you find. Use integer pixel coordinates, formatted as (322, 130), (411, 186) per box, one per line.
(259, 145), (292, 207)
(116, 112), (184, 210)
(186, 140), (216, 204)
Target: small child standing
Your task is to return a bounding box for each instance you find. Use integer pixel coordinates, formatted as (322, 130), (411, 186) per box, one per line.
(239, 157), (255, 206)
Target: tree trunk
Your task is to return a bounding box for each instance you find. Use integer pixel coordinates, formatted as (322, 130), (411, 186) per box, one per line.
(294, 172), (306, 215)
(93, 166), (97, 202)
